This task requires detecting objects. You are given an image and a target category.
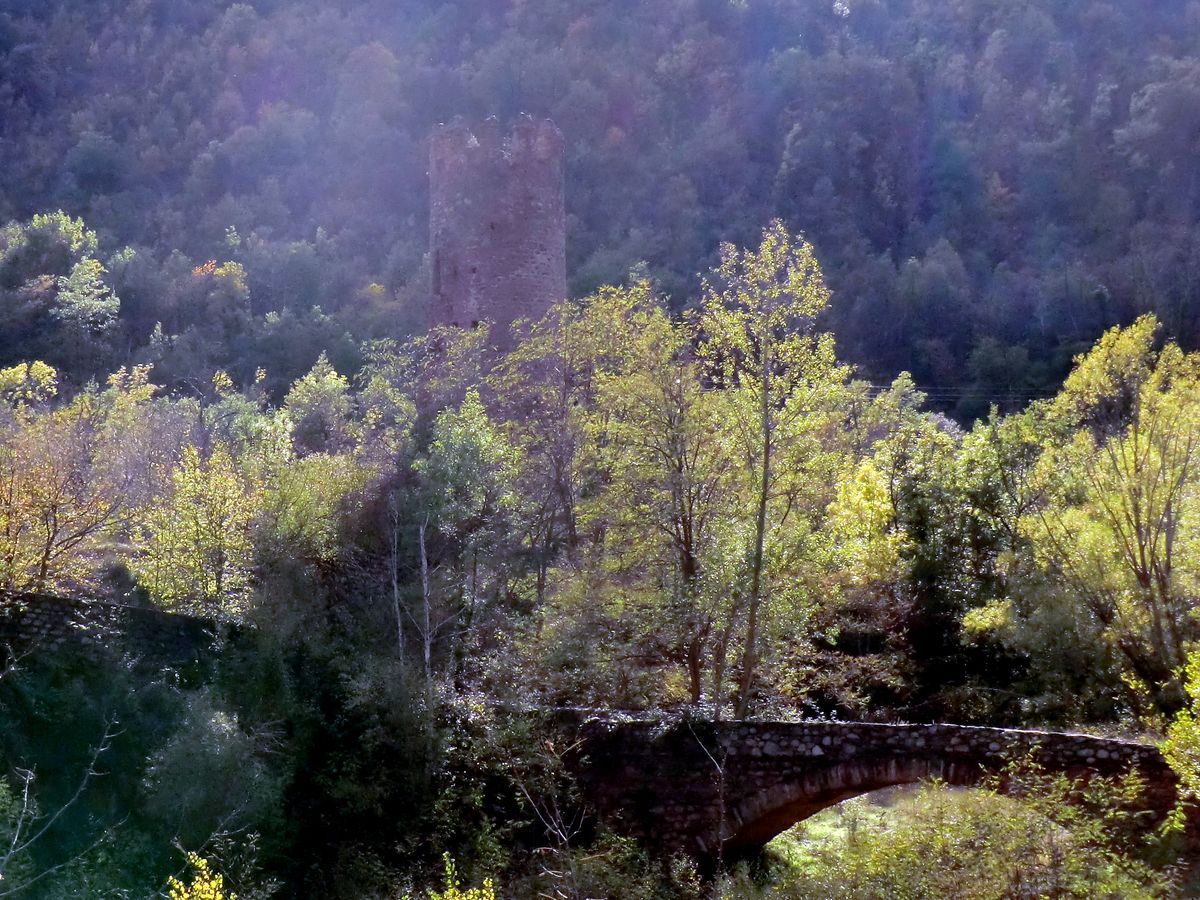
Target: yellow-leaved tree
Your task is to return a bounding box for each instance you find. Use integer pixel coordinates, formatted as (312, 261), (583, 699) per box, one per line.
(1022, 315), (1200, 712)
(166, 853), (236, 900)
(0, 364), (157, 593)
(405, 854), (495, 900)
(696, 219), (849, 716)
(130, 443), (259, 618)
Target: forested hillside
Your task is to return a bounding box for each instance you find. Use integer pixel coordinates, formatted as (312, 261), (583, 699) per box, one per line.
(4, 0), (1200, 412)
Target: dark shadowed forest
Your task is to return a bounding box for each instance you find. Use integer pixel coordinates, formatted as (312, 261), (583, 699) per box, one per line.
(4, 1), (1200, 898)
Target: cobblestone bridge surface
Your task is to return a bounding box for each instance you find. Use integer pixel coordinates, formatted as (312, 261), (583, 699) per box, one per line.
(568, 717), (1177, 859)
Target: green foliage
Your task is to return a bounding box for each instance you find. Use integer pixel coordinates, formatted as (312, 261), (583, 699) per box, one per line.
(725, 772), (1174, 899)
(53, 257), (118, 337)
(1163, 650), (1200, 808)
(5, 0), (1200, 401)
(0, 220), (1195, 897)
(142, 692), (284, 851)
(0, 772), (37, 895)
(1019, 317), (1200, 713)
(697, 221), (848, 714)
(129, 443), (259, 617)
(284, 353), (354, 454)
(417, 391), (515, 538)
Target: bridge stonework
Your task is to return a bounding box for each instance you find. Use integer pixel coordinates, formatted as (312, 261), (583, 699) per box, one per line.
(569, 719), (1178, 860)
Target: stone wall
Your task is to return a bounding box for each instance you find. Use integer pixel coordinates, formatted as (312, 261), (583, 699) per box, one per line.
(0, 593), (217, 669)
(429, 117), (566, 346)
(569, 718), (1177, 859)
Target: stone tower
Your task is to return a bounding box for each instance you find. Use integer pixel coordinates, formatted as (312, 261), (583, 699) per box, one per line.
(428, 116), (566, 342)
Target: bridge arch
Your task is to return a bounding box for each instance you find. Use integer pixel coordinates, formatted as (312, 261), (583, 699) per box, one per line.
(719, 757), (1048, 853)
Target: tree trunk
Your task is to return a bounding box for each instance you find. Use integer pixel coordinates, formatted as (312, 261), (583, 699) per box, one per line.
(735, 386), (772, 718)
(419, 516), (433, 693)
(389, 495), (404, 661)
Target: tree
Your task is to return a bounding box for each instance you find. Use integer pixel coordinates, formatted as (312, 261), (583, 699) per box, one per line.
(0, 361), (57, 410)
(0, 366), (155, 594)
(1022, 316), (1200, 713)
(488, 285), (645, 590)
(585, 288), (737, 704)
(130, 444), (259, 618)
(411, 391), (516, 687)
(53, 258), (119, 339)
(283, 352), (354, 454)
(697, 220), (846, 716)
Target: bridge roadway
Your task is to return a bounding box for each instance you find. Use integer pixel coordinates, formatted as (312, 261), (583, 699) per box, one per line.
(565, 716), (1177, 860)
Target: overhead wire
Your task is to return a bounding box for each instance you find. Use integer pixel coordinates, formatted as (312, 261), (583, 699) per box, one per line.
(859, 382), (1056, 404)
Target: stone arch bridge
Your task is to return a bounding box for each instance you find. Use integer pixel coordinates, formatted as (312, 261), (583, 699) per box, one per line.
(566, 717), (1180, 861)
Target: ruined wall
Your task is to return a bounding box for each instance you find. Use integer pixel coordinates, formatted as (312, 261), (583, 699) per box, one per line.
(429, 117), (566, 343)
(0, 593), (217, 669)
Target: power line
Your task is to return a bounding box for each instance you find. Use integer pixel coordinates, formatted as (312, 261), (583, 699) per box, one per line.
(860, 383), (1055, 403)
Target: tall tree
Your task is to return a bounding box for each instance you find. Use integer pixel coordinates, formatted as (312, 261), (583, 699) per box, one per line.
(1022, 316), (1200, 712)
(697, 220), (846, 716)
(586, 287), (737, 703)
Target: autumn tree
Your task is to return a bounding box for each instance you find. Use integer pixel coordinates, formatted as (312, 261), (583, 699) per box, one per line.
(1021, 316), (1200, 713)
(0, 365), (158, 594)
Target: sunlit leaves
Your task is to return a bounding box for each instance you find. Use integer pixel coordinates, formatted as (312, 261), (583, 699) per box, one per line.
(166, 854), (236, 900)
(0, 361), (57, 411)
(53, 257), (119, 337)
(0, 368), (155, 593)
(1021, 316), (1200, 710)
(129, 444), (259, 618)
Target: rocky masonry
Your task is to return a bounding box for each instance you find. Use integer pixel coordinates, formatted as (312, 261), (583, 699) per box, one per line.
(428, 116), (566, 345)
(569, 718), (1177, 860)
(0, 593), (217, 669)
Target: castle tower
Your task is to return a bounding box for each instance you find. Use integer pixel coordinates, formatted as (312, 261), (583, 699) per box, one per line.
(428, 116), (566, 343)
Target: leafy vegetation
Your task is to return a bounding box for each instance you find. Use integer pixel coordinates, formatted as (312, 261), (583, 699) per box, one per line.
(4, 0), (1200, 890)
(5, 0), (1200, 408)
(0, 219), (1193, 894)
(724, 768), (1175, 900)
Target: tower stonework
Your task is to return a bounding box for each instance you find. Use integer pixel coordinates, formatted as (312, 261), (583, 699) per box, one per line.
(429, 117), (566, 342)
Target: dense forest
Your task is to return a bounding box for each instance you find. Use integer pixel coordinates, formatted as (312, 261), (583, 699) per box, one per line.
(5, 0), (1200, 897)
(5, 0), (1200, 411)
